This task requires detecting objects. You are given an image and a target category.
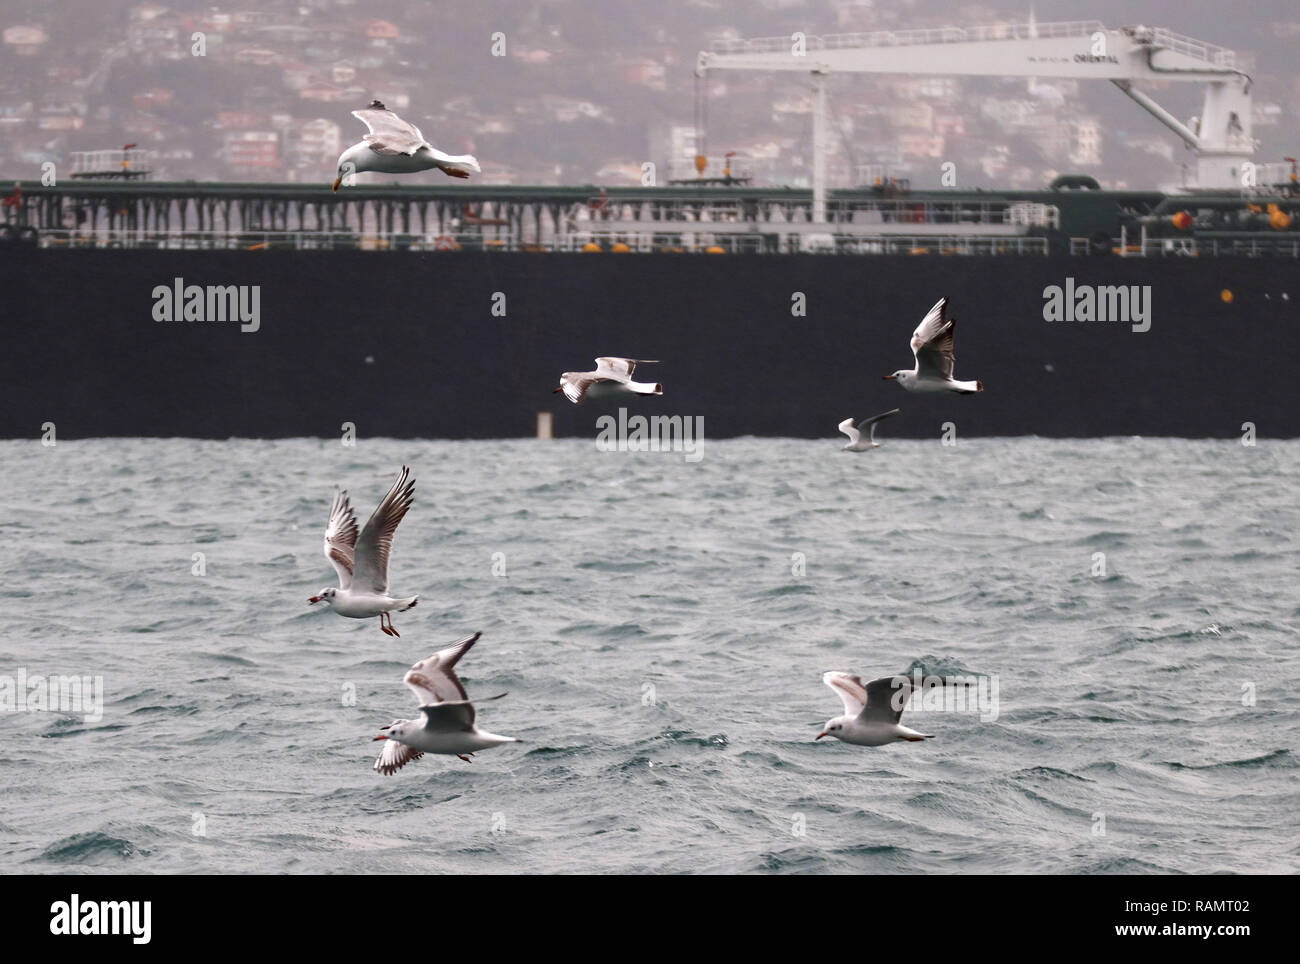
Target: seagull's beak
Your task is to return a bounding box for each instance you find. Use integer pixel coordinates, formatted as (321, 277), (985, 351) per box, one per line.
(308, 596), (321, 604)
(372, 734), (387, 741)
(552, 387), (562, 394)
(331, 176), (342, 192)
(815, 731), (828, 740)
(882, 374), (896, 380)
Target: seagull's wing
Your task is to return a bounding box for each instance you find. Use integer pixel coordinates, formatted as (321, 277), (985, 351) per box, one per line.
(594, 357), (657, 381)
(823, 671), (869, 716)
(837, 418), (861, 444)
(374, 731), (424, 775)
(559, 371), (597, 404)
(910, 298), (956, 380)
(322, 488), (358, 590)
(860, 675), (917, 724)
(352, 466), (415, 594)
(860, 408), (901, 443)
(352, 106), (427, 156)
(403, 632), (482, 704)
(418, 693), (507, 732)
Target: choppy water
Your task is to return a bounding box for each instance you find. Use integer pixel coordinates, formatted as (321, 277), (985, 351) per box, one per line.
(1, 437), (1297, 874)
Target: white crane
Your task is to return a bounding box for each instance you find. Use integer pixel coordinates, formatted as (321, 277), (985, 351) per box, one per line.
(696, 21), (1255, 219)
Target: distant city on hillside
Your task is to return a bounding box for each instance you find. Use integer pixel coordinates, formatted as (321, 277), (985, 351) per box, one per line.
(1, 0), (1297, 190)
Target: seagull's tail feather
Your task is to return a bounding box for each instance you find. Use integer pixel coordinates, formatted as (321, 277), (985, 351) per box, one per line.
(436, 153), (480, 177)
(898, 725), (934, 742)
(628, 381), (663, 396)
(397, 595), (419, 612)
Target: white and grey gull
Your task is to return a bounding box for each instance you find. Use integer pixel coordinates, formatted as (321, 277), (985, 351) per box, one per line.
(838, 408), (900, 451)
(883, 297), (983, 394)
(333, 100), (480, 190)
(373, 632), (519, 774)
(309, 465), (418, 636)
(554, 357), (663, 404)
(816, 672), (935, 746)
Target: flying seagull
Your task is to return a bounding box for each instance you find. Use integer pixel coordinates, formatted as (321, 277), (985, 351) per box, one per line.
(308, 466), (418, 636)
(554, 357), (663, 405)
(816, 672), (934, 746)
(838, 408), (900, 451)
(333, 100), (480, 190)
(373, 632), (519, 774)
(883, 297), (983, 394)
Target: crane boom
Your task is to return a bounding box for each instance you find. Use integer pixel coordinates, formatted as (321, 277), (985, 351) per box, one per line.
(696, 21), (1254, 216)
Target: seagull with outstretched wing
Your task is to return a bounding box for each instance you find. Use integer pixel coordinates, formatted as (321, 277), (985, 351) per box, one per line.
(554, 356), (663, 404)
(333, 100), (480, 190)
(372, 633), (519, 775)
(838, 408), (900, 451)
(883, 297), (983, 394)
(308, 466), (418, 636)
(815, 672), (935, 746)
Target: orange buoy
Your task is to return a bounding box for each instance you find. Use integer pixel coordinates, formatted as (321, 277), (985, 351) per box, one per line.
(610, 242), (631, 253)
(1171, 211), (1193, 230)
(581, 242), (602, 252)
(704, 245), (725, 254)
(1220, 289), (1234, 304)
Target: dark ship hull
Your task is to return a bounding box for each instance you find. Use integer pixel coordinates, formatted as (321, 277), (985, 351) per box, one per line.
(3, 246), (1296, 439)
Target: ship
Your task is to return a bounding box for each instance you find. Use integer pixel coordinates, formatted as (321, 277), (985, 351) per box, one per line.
(1, 21), (1297, 441)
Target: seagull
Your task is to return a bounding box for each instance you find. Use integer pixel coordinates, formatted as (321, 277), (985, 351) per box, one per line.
(333, 100), (480, 190)
(373, 632), (519, 774)
(883, 297), (983, 394)
(308, 466), (418, 637)
(554, 357), (663, 404)
(838, 408), (900, 451)
(816, 672), (934, 746)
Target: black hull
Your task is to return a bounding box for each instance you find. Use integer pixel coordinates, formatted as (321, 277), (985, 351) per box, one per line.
(3, 249), (1296, 439)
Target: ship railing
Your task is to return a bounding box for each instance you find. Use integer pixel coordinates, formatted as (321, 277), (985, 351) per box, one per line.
(29, 225), (1056, 255)
(567, 196), (1048, 229)
(711, 20), (1106, 54)
(1068, 236), (1300, 258)
(31, 228), (508, 251)
(68, 148), (154, 178)
(568, 231), (1048, 256)
(1142, 27), (1236, 68)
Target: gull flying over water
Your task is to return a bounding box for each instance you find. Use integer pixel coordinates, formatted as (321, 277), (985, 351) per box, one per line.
(816, 672), (934, 746)
(373, 632), (519, 774)
(554, 357), (663, 404)
(309, 466), (418, 636)
(883, 297), (983, 394)
(838, 408), (900, 451)
(333, 100), (480, 190)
